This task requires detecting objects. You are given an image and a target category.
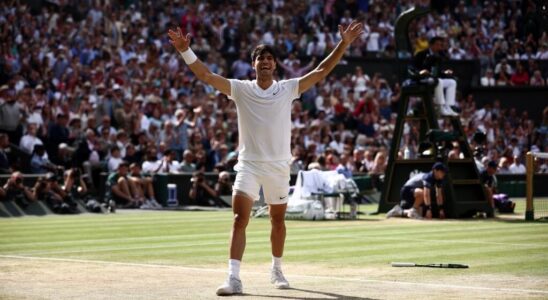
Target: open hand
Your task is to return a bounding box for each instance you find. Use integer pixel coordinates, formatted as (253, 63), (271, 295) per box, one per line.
(339, 20), (364, 46)
(168, 27), (191, 52)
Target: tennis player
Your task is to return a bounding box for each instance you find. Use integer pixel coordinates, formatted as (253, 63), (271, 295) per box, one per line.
(168, 20), (363, 296)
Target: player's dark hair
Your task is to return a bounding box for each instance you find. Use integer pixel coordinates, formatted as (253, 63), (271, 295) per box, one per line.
(251, 44), (277, 62)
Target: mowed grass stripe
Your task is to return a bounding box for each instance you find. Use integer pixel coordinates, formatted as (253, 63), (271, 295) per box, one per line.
(11, 234), (546, 266)
(8, 229), (548, 257)
(1, 215), (543, 240)
(1, 221), (545, 252)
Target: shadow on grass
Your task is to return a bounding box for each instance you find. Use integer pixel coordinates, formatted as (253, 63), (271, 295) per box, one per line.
(243, 287), (378, 300)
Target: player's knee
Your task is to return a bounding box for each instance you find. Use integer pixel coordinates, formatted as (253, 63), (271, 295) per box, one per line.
(270, 215), (285, 229)
(233, 213), (249, 230)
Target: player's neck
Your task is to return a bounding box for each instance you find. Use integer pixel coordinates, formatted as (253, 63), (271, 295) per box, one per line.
(256, 76), (274, 90)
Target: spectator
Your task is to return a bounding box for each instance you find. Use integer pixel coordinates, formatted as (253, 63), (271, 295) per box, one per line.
(494, 59), (513, 78)
(155, 149), (181, 173)
(335, 153), (352, 178)
(529, 70), (546, 86)
(480, 161), (498, 210)
(142, 148), (161, 174)
(497, 157), (511, 174)
(30, 144), (61, 175)
(480, 69), (496, 87)
(47, 113), (70, 162)
(128, 163), (162, 209)
(510, 62), (530, 86)
(509, 155), (526, 174)
(0, 85), (24, 145)
(0, 133), (11, 174)
(19, 123), (43, 155)
(107, 146), (124, 172)
(105, 161), (143, 209)
(179, 150), (197, 172)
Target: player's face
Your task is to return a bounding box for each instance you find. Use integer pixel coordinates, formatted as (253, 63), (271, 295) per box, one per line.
(253, 52), (276, 77)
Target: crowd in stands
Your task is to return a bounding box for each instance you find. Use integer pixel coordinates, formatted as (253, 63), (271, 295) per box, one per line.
(0, 1), (547, 210)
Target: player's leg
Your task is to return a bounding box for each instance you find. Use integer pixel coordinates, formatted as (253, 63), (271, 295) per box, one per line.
(230, 191), (254, 261)
(262, 167), (291, 289)
(269, 203), (287, 257)
(268, 203), (290, 288)
(217, 162), (260, 296)
(216, 191), (253, 296)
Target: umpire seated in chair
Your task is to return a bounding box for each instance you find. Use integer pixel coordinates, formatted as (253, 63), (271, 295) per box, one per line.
(413, 36), (459, 117)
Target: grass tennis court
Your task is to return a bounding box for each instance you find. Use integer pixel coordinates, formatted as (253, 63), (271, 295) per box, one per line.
(1, 200), (547, 299)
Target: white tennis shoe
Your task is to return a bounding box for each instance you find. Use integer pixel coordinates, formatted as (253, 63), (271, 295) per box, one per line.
(406, 207), (423, 219)
(271, 268), (290, 289)
(386, 205), (403, 218)
(216, 275), (242, 296)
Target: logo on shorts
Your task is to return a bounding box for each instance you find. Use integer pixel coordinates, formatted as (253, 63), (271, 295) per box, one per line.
(279, 196), (287, 200)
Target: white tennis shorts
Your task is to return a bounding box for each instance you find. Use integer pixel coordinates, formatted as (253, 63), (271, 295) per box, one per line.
(233, 160), (290, 205)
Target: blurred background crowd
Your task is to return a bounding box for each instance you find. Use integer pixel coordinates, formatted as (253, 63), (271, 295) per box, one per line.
(0, 0), (547, 208)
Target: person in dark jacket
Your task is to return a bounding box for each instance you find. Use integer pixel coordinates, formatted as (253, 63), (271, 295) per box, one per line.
(413, 37), (458, 117)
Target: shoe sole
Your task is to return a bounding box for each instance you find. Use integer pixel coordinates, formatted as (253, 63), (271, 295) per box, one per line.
(216, 290), (243, 296)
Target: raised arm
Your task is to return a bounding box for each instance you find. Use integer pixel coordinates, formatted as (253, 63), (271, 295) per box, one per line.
(168, 28), (231, 96)
(298, 20), (363, 94)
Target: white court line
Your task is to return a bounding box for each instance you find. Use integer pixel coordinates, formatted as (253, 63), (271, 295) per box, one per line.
(0, 254), (547, 295)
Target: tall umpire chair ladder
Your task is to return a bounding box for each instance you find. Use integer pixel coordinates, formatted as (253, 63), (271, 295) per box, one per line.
(378, 84), (492, 218)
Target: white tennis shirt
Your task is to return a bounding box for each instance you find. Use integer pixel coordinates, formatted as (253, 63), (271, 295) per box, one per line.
(228, 78), (300, 161)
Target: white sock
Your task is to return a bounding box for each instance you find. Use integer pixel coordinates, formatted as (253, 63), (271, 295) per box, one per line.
(272, 256), (282, 270)
(228, 259), (241, 280)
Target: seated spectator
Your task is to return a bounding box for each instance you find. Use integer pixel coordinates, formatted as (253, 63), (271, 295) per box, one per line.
(335, 153), (352, 178)
(57, 143), (75, 169)
(107, 146), (124, 172)
(142, 148), (161, 174)
(510, 62), (530, 86)
(496, 71), (510, 86)
(0, 133), (11, 174)
(30, 144), (62, 174)
(2, 171), (36, 207)
(480, 161), (498, 210)
(19, 123), (43, 155)
(179, 150), (197, 172)
(509, 155), (526, 173)
(370, 151), (387, 175)
(105, 161), (143, 209)
(494, 59), (513, 78)
(123, 143), (142, 165)
(497, 157), (511, 174)
(128, 163), (162, 208)
(155, 149), (181, 173)
(480, 69), (496, 87)
(529, 70), (546, 86)
(189, 171), (229, 207)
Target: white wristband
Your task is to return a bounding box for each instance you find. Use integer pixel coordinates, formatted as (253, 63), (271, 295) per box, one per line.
(179, 48), (197, 64)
